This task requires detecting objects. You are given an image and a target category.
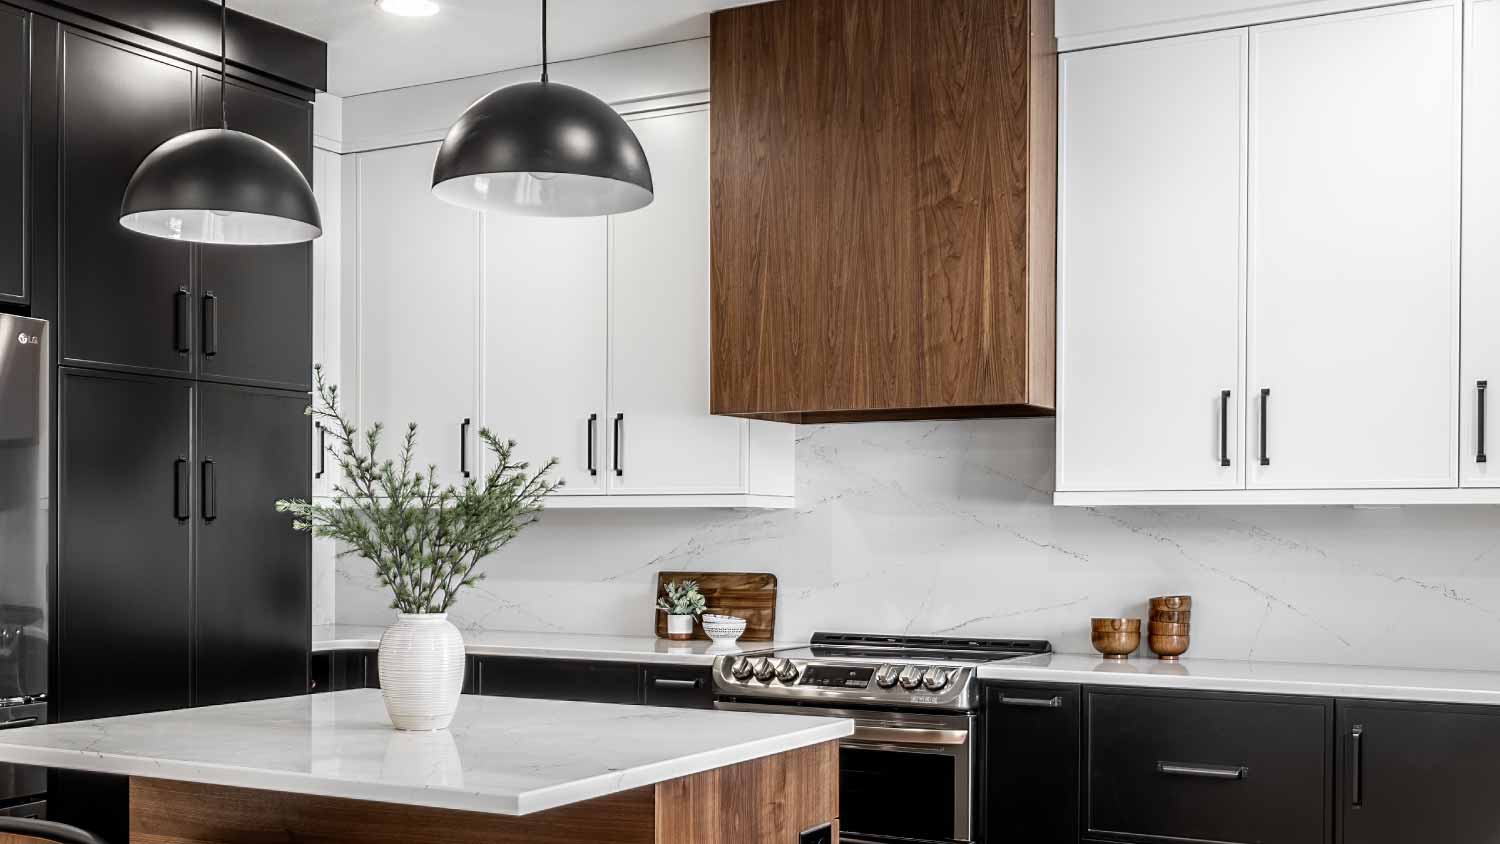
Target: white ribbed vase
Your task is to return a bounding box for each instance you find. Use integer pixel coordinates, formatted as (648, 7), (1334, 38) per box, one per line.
(378, 613), (465, 731)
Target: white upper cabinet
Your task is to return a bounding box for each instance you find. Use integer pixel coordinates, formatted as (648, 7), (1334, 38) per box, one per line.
(1463, 0), (1500, 487)
(354, 142), (480, 489)
(481, 215), (608, 495)
(1057, 30), (1247, 493)
(1246, 2), (1460, 490)
(607, 108), (749, 495)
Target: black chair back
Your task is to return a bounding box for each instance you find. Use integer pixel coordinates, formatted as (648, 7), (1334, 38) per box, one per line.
(0, 818), (110, 844)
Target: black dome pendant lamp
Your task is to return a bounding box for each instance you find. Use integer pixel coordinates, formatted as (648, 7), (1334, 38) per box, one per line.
(119, 0), (321, 245)
(430, 0), (653, 217)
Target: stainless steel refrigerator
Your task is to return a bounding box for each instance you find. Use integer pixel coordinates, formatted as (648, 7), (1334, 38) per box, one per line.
(0, 314), (49, 815)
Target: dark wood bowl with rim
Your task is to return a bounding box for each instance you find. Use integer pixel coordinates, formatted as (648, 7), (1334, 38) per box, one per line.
(1091, 618), (1141, 660)
(1148, 633), (1190, 661)
(1150, 595), (1192, 611)
(1148, 620), (1191, 636)
(1150, 608), (1191, 624)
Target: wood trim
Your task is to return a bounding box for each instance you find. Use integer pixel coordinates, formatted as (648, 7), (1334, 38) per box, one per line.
(654, 741), (839, 844)
(1027, 0), (1058, 410)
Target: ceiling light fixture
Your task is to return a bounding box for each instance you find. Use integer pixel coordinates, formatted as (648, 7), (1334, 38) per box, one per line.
(376, 0), (440, 17)
(119, 0), (321, 245)
(429, 0), (653, 217)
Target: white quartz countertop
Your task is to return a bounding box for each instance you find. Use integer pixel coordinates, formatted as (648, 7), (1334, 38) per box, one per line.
(313, 624), (796, 666)
(978, 653), (1500, 706)
(0, 689), (852, 816)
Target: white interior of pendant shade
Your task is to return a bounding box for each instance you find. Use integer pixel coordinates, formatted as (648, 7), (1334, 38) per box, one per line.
(431, 171), (654, 217)
(120, 208), (323, 246)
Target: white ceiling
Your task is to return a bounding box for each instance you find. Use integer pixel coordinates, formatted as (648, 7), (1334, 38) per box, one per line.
(234, 0), (754, 97)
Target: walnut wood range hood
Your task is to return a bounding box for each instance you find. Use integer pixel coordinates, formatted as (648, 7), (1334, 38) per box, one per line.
(709, 0), (1057, 423)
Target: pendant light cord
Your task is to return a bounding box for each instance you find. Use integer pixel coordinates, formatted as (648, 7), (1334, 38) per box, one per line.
(220, 0), (228, 129)
(540, 0), (548, 83)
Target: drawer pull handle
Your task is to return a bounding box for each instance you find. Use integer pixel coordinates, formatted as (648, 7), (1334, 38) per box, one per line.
(1259, 388), (1270, 466)
(0, 718), (38, 730)
(651, 678), (703, 689)
(1157, 762), (1249, 780)
(1351, 724), (1363, 807)
(1000, 695), (1062, 709)
(1219, 389), (1231, 467)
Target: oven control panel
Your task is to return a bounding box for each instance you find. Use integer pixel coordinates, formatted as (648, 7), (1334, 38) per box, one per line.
(798, 665), (873, 689)
(715, 656), (977, 709)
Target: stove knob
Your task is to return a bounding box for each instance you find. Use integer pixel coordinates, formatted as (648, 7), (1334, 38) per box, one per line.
(754, 658), (778, 683)
(897, 665), (926, 690)
(775, 659), (800, 683)
(922, 667), (952, 691)
(874, 664), (902, 689)
(730, 657), (755, 681)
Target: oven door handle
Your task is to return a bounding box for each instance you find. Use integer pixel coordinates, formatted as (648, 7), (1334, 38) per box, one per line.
(847, 725), (969, 747)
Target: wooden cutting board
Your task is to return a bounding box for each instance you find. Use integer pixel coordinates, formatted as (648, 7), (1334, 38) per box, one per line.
(654, 572), (777, 641)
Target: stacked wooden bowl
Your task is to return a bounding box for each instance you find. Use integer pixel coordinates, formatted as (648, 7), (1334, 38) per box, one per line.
(1090, 617), (1141, 660)
(1148, 595), (1191, 660)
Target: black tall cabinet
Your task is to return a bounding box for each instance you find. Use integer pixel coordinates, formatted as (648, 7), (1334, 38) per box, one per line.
(0, 3), (26, 306)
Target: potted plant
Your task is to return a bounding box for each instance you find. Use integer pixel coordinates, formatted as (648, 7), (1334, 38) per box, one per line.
(657, 580), (707, 641)
(277, 368), (559, 730)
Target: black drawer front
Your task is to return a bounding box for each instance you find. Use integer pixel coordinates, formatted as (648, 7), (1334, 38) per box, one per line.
(475, 656), (641, 705)
(642, 666), (714, 709)
(1086, 689), (1331, 844)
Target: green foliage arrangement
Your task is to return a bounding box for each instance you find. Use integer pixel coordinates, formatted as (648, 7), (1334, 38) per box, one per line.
(276, 366), (560, 615)
(657, 579), (707, 617)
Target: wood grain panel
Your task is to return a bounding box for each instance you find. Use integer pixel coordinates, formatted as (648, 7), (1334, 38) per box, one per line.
(654, 571), (777, 641)
(711, 0), (1057, 421)
(655, 741), (839, 844)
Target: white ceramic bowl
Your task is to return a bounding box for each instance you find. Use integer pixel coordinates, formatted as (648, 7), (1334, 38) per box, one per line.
(701, 614), (747, 644)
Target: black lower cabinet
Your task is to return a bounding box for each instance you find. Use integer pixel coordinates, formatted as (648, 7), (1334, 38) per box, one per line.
(1084, 688), (1331, 844)
(1337, 699), (1500, 844)
(642, 666), (714, 709)
(310, 651), (379, 693)
(475, 657), (641, 705)
(982, 683), (1080, 844)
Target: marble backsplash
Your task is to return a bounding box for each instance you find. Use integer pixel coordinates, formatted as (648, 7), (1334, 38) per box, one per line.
(332, 418), (1500, 672)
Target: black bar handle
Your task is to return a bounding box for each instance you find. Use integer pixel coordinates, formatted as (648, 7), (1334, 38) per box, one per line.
(587, 413), (598, 477)
(202, 458), (217, 522)
(1157, 761), (1249, 780)
(460, 418), (471, 479)
(1259, 388), (1271, 466)
(174, 457), (189, 521)
(1479, 382), (1489, 464)
(314, 422), (326, 479)
(1351, 725), (1363, 807)
(613, 413), (624, 477)
(1220, 389), (1232, 467)
(174, 287), (190, 353)
(202, 291), (219, 357)
(1000, 695), (1062, 709)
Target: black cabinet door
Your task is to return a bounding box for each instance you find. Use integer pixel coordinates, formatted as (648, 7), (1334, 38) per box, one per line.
(1085, 688), (1332, 844)
(0, 5), (27, 305)
(982, 683), (1080, 844)
(1338, 699), (1500, 844)
(196, 74), (313, 391)
(642, 665), (714, 709)
(57, 31), (195, 375)
(57, 369), (192, 721)
(475, 657), (642, 705)
(194, 383), (310, 705)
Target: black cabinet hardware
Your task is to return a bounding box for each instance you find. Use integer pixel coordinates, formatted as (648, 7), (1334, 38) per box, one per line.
(613, 413), (624, 476)
(651, 677), (704, 689)
(1259, 388), (1271, 466)
(460, 418), (471, 478)
(174, 457), (189, 521)
(314, 422), (326, 479)
(202, 292), (219, 357)
(1157, 761), (1249, 780)
(1000, 694), (1062, 709)
(202, 458), (216, 521)
(587, 413), (598, 476)
(1220, 390), (1232, 467)
(0, 718), (37, 730)
(174, 288), (191, 353)
(1478, 382), (1488, 464)
(1350, 724), (1363, 807)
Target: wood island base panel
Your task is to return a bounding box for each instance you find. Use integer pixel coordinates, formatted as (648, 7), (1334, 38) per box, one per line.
(128, 742), (839, 844)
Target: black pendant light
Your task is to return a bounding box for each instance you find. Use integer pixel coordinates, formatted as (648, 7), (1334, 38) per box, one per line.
(430, 0), (653, 217)
(119, 0), (321, 245)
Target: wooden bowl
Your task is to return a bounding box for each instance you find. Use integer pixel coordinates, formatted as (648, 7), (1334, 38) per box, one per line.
(1092, 629), (1141, 660)
(1148, 634), (1190, 661)
(1091, 617), (1141, 632)
(1150, 609), (1191, 624)
(1148, 621), (1191, 636)
(1150, 595), (1192, 611)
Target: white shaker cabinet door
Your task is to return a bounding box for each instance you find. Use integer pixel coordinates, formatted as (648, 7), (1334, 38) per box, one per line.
(1056, 30), (1248, 492)
(1463, 0), (1500, 486)
(1247, 2), (1460, 489)
(354, 142), (480, 489)
(607, 108), (747, 495)
(481, 215), (608, 494)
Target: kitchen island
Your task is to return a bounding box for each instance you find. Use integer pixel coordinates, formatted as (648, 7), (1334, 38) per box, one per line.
(0, 689), (850, 844)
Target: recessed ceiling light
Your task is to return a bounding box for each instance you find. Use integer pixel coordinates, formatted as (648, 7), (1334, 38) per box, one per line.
(376, 0), (439, 16)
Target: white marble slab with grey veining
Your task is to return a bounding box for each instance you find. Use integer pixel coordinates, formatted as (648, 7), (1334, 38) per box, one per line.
(312, 624), (798, 665)
(978, 652), (1500, 706)
(0, 689), (851, 816)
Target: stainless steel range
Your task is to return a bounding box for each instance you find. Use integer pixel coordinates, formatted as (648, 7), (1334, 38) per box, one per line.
(713, 632), (1051, 844)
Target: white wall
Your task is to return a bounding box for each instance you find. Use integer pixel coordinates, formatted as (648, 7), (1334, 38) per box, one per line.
(335, 418), (1500, 672)
(1055, 0), (1413, 50)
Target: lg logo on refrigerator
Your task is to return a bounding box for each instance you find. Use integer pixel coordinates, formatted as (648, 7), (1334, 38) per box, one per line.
(16, 333), (37, 345)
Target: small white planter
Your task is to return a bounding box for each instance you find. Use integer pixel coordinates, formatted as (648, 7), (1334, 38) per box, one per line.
(665, 614), (695, 641)
(378, 613), (465, 731)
